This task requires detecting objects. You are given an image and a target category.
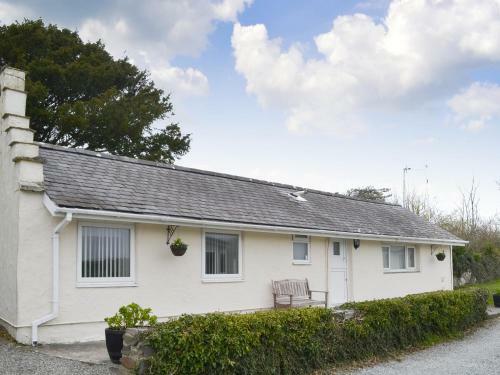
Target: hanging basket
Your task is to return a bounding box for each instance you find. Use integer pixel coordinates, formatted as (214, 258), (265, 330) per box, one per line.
(170, 243), (188, 256)
(435, 252), (446, 261)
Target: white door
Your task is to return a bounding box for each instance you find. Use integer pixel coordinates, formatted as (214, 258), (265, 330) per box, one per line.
(328, 240), (348, 306)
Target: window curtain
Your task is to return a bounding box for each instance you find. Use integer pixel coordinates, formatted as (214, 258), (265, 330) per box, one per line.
(390, 245), (406, 269)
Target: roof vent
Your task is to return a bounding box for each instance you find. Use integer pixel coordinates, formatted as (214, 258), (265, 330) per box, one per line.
(289, 190), (307, 202)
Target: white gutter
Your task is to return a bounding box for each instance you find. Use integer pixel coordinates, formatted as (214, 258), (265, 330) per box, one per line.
(42, 194), (467, 246)
(31, 212), (73, 346)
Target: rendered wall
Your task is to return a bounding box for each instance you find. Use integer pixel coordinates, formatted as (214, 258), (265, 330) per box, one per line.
(15, 223), (329, 344)
(14, 219), (454, 344)
(348, 240), (453, 301)
(0, 91), (20, 335)
(0, 67), (48, 341)
(0, 67), (44, 337)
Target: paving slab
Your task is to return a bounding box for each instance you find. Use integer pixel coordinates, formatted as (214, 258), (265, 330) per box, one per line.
(33, 340), (111, 364)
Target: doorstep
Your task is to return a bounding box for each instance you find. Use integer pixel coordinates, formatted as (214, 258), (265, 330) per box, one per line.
(33, 340), (115, 365)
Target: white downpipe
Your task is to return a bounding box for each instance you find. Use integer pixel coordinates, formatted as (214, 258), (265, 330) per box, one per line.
(31, 212), (72, 345)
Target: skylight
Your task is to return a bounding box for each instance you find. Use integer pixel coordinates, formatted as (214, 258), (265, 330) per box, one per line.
(289, 190), (307, 202)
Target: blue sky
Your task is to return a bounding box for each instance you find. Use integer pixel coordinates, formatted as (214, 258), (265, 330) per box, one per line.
(1, 0), (499, 217)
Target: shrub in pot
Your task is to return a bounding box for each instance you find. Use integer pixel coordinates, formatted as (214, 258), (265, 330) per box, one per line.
(170, 238), (188, 256)
(104, 303), (158, 364)
(436, 252), (446, 261)
(493, 290), (500, 308)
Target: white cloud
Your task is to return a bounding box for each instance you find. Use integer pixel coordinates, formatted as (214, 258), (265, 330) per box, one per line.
(448, 82), (500, 131)
(0, 1), (30, 24)
(78, 0), (252, 96)
(151, 66), (209, 97)
(232, 0), (500, 134)
(213, 0), (253, 22)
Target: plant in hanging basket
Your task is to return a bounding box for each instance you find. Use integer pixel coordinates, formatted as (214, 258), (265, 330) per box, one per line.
(435, 252), (446, 261)
(170, 238), (188, 256)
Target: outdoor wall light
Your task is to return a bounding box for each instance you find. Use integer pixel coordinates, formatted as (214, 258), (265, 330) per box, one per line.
(353, 239), (361, 249)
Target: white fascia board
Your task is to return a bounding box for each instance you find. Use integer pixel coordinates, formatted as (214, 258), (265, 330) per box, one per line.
(42, 194), (468, 246)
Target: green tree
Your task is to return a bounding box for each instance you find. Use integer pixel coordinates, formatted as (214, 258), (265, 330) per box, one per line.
(0, 19), (190, 163)
(346, 186), (392, 202)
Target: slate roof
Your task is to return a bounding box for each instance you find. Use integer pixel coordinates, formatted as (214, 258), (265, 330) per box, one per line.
(39, 143), (462, 242)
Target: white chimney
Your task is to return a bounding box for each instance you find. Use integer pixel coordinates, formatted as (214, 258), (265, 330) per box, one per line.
(0, 66), (44, 191)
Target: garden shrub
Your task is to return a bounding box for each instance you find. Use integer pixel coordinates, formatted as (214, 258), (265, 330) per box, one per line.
(453, 244), (500, 285)
(145, 288), (488, 375)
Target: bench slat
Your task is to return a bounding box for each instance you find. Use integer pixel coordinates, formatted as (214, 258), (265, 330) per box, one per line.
(272, 278), (327, 308)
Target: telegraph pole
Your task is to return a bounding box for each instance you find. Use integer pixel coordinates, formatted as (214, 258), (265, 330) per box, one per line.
(403, 166), (411, 208)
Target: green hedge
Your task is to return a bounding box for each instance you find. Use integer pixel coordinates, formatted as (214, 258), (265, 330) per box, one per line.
(145, 288), (488, 374)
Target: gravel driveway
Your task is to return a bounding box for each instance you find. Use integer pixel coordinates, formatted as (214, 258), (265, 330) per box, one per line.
(0, 339), (117, 375)
(343, 317), (500, 375)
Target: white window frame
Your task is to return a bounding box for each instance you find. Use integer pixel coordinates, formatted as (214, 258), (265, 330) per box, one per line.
(202, 229), (243, 282)
(292, 234), (311, 265)
(382, 244), (417, 273)
(77, 222), (136, 287)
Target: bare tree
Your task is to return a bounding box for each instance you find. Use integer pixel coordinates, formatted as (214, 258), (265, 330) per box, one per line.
(395, 189), (439, 222)
(457, 178), (480, 238)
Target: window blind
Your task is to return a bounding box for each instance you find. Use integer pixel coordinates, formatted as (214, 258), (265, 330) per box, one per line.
(205, 232), (239, 275)
(81, 226), (131, 278)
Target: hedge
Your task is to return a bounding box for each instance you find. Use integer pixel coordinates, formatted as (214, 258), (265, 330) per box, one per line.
(145, 288), (488, 374)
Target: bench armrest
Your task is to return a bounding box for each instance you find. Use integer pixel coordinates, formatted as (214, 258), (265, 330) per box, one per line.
(308, 290), (328, 294)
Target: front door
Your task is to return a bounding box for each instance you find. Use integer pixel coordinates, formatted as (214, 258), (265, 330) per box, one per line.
(328, 239), (348, 306)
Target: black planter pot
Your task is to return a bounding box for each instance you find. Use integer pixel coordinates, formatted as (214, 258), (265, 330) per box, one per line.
(493, 294), (500, 308)
(105, 328), (125, 364)
(170, 243), (188, 256)
(436, 253), (446, 261)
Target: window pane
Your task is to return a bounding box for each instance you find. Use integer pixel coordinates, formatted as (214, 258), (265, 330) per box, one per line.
(382, 247), (389, 268)
(408, 247), (415, 268)
(333, 242), (340, 256)
(205, 233), (239, 275)
(390, 246), (406, 269)
(293, 242), (309, 261)
(81, 226), (130, 278)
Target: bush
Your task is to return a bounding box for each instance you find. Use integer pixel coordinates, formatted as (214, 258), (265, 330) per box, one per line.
(453, 244), (500, 285)
(104, 302), (158, 330)
(144, 289), (488, 374)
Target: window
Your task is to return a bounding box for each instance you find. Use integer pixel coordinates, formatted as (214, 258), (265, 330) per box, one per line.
(382, 245), (417, 272)
(78, 223), (135, 286)
(333, 241), (341, 256)
(293, 235), (310, 263)
(203, 231), (242, 280)
(408, 247), (416, 268)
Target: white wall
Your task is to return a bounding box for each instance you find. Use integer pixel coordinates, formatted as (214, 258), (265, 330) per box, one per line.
(0, 67), (44, 337)
(12, 212), (455, 344)
(348, 240), (453, 301)
(0, 101), (20, 336)
(15, 220), (329, 344)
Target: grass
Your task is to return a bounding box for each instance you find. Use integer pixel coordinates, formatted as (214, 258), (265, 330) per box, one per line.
(461, 279), (500, 305)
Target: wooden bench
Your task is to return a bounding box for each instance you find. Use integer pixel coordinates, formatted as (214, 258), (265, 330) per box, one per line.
(272, 278), (328, 308)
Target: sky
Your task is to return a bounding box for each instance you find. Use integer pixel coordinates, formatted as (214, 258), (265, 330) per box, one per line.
(1, 0), (499, 217)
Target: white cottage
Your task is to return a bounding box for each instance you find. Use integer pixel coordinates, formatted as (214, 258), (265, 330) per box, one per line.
(0, 67), (466, 345)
